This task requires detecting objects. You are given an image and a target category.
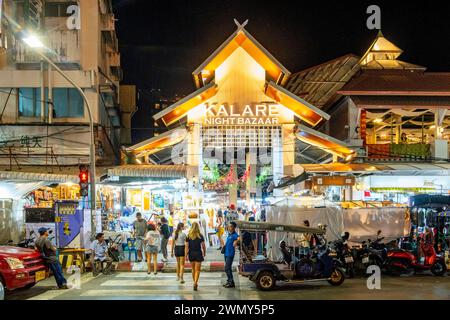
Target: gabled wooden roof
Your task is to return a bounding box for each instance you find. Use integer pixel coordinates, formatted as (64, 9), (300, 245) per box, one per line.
(265, 81), (330, 126)
(152, 81), (218, 126)
(360, 31), (425, 70)
(192, 20), (290, 88)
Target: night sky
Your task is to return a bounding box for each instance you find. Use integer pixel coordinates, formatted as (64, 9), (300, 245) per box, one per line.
(113, 0), (450, 143)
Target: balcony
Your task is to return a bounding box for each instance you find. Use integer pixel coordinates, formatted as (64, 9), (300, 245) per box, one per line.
(101, 14), (115, 32)
(15, 30), (81, 67)
(367, 143), (431, 161)
(107, 52), (120, 67)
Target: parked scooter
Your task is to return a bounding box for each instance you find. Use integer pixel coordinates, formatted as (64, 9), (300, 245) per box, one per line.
(330, 235), (355, 278)
(17, 230), (37, 248)
(385, 240), (447, 276)
(351, 240), (384, 276)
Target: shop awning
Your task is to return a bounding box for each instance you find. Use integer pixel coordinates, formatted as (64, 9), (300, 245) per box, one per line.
(153, 82), (218, 126)
(275, 172), (308, 189)
(265, 81), (330, 126)
(295, 124), (354, 159)
(236, 220), (325, 235)
(299, 163), (450, 175)
(0, 170), (78, 183)
(107, 165), (188, 179)
(127, 127), (188, 157)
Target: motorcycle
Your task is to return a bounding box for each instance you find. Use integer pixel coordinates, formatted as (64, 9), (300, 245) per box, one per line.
(350, 240), (384, 276)
(17, 230), (37, 248)
(106, 234), (122, 262)
(329, 239), (355, 278)
(385, 240), (447, 276)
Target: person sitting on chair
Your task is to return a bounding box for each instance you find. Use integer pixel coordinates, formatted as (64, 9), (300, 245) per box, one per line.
(91, 233), (113, 276)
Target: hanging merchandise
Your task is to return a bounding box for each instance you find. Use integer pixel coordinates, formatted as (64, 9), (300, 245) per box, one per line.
(240, 165), (251, 183)
(256, 166), (271, 185)
(224, 164), (238, 184)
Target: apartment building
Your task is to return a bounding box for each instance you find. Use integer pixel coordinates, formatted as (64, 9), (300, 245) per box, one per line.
(0, 0), (135, 172)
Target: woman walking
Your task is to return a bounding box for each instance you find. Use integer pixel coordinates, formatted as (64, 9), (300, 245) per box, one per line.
(145, 224), (160, 275)
(171, 222), (187, 283)
(185, 222), (206, 291)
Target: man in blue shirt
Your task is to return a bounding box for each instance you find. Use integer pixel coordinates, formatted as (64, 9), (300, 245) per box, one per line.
(223, 221), (240, 288)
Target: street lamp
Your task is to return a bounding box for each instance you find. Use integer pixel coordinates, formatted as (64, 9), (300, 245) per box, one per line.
(21, 33), (97, 237)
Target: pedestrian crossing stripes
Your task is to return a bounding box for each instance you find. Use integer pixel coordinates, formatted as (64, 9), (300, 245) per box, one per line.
(78, 272), (250, 299)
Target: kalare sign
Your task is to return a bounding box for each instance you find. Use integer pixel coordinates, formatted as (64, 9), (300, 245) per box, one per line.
(203, 103), (281, 125)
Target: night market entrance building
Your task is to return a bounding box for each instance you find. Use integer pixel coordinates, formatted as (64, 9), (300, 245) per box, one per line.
(121, 20), (354, 211)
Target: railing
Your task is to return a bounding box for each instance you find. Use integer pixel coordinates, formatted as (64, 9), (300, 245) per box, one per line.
(367, 143), (431, 161)
(15, 30), (80, 64)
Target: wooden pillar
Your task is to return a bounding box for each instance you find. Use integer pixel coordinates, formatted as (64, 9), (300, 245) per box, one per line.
(360, 109), (367, 146)
(245, 150), (257, 206)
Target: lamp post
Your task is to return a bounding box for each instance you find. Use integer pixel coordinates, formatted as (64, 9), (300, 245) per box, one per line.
(22, 34), (97, 236)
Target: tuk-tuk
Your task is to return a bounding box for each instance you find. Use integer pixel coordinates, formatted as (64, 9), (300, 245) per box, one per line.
(237, 220), (345, 291)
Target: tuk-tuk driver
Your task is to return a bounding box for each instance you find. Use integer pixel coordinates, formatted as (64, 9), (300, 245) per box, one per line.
(297, 220), (313, 255)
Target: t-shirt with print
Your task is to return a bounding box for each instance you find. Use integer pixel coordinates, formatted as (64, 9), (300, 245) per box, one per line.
(145, 230), (161, 248)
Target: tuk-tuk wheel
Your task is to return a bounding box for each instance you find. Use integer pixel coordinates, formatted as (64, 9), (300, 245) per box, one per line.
(255, 271), (276, 291)
(328, 268), (345, 286)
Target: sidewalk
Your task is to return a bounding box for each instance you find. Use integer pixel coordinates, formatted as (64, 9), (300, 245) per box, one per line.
(116, 246), (238, 272)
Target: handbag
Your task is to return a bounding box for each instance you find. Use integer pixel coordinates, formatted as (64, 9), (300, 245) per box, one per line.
(221, 246), (225, 254)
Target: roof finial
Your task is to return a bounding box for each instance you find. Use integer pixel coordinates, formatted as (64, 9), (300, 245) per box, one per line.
(377, 29), (384, 38)
(233, 19), (249, 30)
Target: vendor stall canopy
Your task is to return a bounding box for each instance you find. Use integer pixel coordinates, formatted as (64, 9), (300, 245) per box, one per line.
(236, 220), (325, 235)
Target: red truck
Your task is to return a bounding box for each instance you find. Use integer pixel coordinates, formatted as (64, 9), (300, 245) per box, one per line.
(0, 246), (48, 300)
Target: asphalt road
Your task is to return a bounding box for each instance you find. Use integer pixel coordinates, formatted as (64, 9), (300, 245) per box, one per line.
(5, 271), (450, 300)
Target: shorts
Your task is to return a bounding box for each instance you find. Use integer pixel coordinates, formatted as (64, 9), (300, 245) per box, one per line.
(174, 245), (185, 257)
(216, 227), (225, 238)
(135, 237), (145, 251)
(146, 245), (159, 254)
(188, 251), (204, 262)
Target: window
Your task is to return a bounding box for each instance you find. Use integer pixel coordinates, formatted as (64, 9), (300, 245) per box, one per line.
(45, 2), (78, 17)
(18, 88), (46, 118)
(53, 88), (84, 118)
(18, 88), (83, 118)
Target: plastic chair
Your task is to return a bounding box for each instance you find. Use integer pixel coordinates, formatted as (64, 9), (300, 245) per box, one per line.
(127, 238), (138, 261)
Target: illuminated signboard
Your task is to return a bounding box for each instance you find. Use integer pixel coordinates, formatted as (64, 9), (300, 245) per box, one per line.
(203, 103), (281, 126)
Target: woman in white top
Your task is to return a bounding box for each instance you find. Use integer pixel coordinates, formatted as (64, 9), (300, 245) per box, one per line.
(171, 222), (187, 283)
(145, 224), (161, 275)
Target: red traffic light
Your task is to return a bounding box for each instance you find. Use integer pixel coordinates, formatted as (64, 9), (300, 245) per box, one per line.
(79, 172), (88, 183)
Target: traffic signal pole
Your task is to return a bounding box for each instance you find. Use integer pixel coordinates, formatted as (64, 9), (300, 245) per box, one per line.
(36, 53), (97, 238)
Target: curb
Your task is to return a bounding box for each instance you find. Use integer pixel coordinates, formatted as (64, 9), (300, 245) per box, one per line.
(116, 261), (238, 272)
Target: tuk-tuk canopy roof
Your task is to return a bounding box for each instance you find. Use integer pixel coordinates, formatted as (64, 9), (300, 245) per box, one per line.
(236, 221), (325, 235)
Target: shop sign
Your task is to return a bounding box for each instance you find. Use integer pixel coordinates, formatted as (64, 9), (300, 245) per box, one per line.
(204, 103), (281, 126)
(312, 176), (355, 186)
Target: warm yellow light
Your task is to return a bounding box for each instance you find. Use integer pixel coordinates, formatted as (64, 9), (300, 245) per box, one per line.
(135, 158), (142, 164)
(373, 118), (382, 123)
(429, 125), (436, 129)
(22, 34), (44, 48)
(345, 153), (354, 161)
